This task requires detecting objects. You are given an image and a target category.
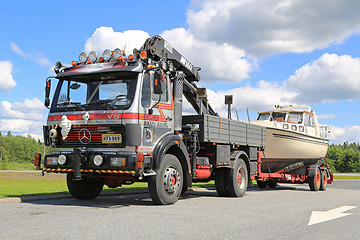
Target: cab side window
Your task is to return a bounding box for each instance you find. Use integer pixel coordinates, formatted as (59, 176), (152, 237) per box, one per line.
(141, 73), (151, 107)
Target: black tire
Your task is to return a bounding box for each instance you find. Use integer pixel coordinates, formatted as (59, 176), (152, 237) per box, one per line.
(268, 180), (277, 189)
(215, 168), (230, 197)
(256, 180), (268, 189)
(148, 154), (183, 205)
(66, 172), (104, 200)
(227, 158), (248, 197)
(309, 167), (321, 191)
(181, 186), (188, 195)
(320, 170), (327, 191)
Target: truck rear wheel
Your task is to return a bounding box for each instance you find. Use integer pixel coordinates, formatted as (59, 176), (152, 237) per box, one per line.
(227, 158), (248, 197)
(148, 154), (183, 205)
(268, 180), (277, 188)
(309, 166), (321, 191)
(66, 172), (104, 200)
(256, 180), (268, 189)
(320, 170), (327, 191)
(215, 168), (229, 197)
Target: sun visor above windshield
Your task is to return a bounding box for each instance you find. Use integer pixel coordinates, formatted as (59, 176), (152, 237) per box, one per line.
(56, 61), (143, 80)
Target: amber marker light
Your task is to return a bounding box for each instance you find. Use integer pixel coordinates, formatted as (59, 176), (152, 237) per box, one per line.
(128, 54), (134, 61)
(98, 57), (104, 63)
(71, 61), (77, 66)
(140, 51), (147, 58)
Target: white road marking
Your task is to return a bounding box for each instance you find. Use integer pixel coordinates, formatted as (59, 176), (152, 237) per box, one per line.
(308, 205), (357, 226)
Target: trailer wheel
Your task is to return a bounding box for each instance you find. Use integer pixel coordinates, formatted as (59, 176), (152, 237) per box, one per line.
(256, 180), (268, 189)
(215, 168), (229, 197)
(148, 154), (183, 205)
(309, 167), (321, 191)
(227, 158), (248, 197)
(268, 180), (277, 189)
(66, 173), (104, 200)
(320, 170), (327, 191)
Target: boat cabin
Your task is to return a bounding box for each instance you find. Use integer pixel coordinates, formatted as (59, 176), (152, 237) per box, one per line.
(255, 105), (322, 137)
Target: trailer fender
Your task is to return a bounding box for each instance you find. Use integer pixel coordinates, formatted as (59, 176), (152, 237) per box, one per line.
(152, 134), (192, 188)
(308, 164), (319, 178)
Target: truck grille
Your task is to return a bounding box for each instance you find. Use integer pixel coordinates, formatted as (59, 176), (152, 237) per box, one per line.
(59, 125), (126, 147)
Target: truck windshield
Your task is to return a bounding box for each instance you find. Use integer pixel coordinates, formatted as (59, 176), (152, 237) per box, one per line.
(51, 74), (138, 112)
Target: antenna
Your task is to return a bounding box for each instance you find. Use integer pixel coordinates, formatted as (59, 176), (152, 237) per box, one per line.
(123, 44), (127, 55)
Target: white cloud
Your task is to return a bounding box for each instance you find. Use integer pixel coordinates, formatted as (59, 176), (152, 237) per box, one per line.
(84, 27), (150, 56)
(10, 42), (52, 67)
(0, 98), (44, 120)
(181, 81), (296, 118)
(187, 0), (360, 57)
(162, 28), (254, 84)
(317, 114), (336, 120)
(0, 61), (17, 92)
(0, 119), (44, 137)
(0, 98), (45, 138)
(285, 53), (360, 104)
(10, 42), (26, 57)
(328, 125), (360, 143)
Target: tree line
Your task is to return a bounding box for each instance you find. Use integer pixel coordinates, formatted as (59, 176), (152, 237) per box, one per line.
(0, 131), (359, 172)
(0, 131), (49, 169)
(326, 142), (360, 173)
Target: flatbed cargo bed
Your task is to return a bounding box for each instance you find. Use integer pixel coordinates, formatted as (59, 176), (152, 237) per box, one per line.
(182, 114), (266, 147)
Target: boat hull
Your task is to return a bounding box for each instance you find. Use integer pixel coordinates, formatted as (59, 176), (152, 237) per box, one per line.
(261, 127), (329, 173)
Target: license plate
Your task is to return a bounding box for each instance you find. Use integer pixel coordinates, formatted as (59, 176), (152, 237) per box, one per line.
(102, 134), (122, 143)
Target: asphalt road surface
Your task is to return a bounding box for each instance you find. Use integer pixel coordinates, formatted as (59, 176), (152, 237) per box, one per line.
(0, 180), (359, 240)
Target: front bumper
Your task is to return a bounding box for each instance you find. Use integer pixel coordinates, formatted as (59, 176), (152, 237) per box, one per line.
(43, 148), (139, 178)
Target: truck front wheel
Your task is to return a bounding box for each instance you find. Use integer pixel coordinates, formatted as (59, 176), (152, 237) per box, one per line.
(66, 172), (104, 200)
(227, 158), (248, 197)
(148, 154), (183, 205)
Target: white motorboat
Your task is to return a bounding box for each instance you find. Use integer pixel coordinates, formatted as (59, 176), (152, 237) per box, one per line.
(251, 105), (329, 173)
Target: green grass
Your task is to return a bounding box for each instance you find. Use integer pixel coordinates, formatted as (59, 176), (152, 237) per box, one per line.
(333, 175), (360, 180)
(0, 161), (36, 171)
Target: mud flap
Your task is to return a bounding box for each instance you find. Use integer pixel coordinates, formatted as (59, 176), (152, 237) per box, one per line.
(73, 148), (82, 180)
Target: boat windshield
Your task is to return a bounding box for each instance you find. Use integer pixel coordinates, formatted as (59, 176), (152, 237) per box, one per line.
(288, 112), (303, 124)
(51, 74), (138, 112)
(257, 113), (270, 120)
(272, 112), (286, 122)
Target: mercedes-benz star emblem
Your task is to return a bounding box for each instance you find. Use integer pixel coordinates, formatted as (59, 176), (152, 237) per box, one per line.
(78, 128), (91, 144)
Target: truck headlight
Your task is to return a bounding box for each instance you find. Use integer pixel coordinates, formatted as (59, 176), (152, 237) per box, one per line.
(93, 155), (103, 166)
(58, 155), (67, 165)
(110, 157), (126, 167)
(79, 52), (88, 64)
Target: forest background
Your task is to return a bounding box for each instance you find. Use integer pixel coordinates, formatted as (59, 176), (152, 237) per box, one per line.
(0, 132), (359, 173)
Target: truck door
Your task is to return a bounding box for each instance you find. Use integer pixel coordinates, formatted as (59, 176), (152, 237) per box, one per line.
(141, 71), (173, 147)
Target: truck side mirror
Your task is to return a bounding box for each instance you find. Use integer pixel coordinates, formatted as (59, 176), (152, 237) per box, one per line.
(45, 78), (51, 108)
(152, 71), (163, 95)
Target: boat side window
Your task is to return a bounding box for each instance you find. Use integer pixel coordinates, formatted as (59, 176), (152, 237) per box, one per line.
(288, 113), (303, 124)
(304, 113), (315, 127)
(257, 113), (270, 120)
(272, 112), (286, 122)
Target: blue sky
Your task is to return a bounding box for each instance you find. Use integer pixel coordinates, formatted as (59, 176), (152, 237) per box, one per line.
(1, 0), (360, 143)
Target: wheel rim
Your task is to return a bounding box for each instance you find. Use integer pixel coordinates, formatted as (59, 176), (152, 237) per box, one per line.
(163, 166), (181, 194)
(323, 172), (327, 188)
(316, 170), (321, 188)
(238, 167), (246, 189)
